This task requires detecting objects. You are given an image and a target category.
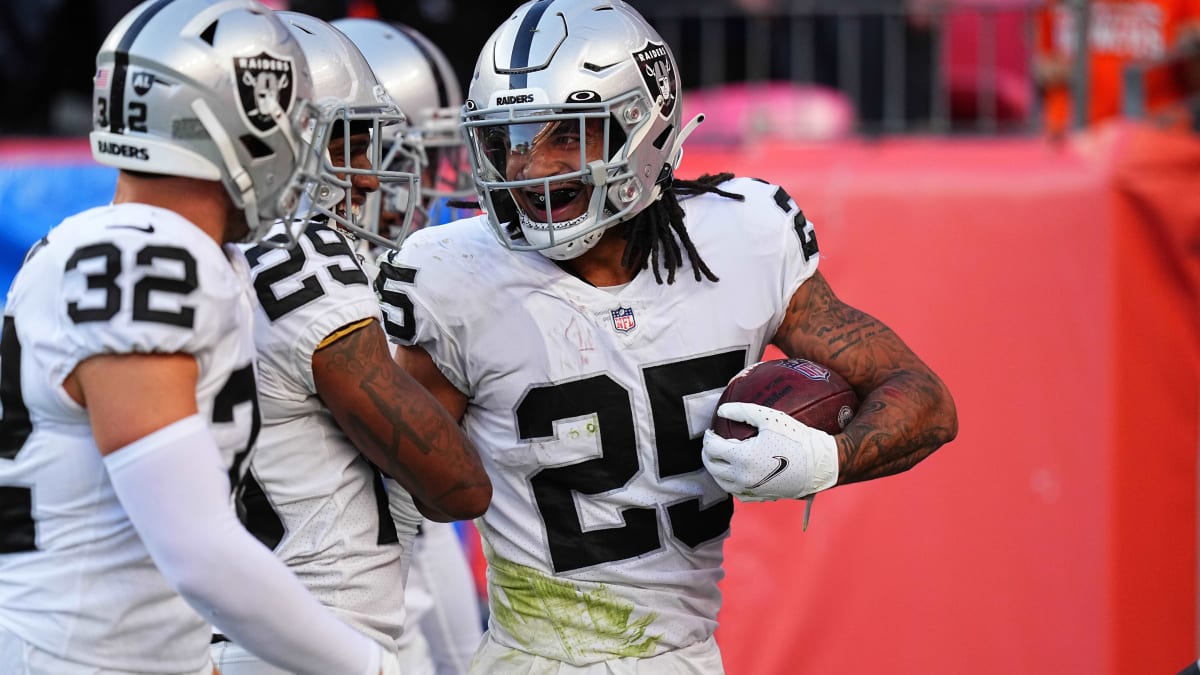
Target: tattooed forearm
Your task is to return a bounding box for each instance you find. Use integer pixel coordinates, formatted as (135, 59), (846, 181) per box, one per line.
(314, 321), (490, 518)
(775, 272), (958, 485)
(834, 379), (956, 484)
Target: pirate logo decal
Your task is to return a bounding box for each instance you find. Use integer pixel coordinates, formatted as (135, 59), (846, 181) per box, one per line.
(234, 51), (295, 134)
(633, 42), (676, 119)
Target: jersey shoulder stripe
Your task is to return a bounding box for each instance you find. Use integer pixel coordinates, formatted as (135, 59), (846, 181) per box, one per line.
(244, 220), (381, 398)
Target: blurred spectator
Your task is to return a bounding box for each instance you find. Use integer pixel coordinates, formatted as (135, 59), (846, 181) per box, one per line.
(0, 0), (141, 136)
(1035, 0), (1200, 135)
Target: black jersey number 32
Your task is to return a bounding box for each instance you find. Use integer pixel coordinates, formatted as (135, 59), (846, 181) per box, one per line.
(0, 242), (259, 553)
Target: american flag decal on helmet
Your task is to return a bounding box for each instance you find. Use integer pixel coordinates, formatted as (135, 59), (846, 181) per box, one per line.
(611, 306), (636, 333)
(782, 358), (830, 381)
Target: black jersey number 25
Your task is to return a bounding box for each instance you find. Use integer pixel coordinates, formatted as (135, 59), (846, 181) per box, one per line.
(518, 349), (747, 573)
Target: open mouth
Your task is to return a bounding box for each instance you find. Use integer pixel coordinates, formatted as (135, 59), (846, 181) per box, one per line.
(517, 184), (588, 223)
(334, 198), (365, 225)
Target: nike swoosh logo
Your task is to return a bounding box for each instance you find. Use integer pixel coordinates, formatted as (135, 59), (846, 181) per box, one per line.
(108, 224), (155, 233)
(748, 456), (789, 489)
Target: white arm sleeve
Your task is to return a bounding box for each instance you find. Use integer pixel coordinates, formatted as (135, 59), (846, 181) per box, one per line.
(103, 415), (382, 675)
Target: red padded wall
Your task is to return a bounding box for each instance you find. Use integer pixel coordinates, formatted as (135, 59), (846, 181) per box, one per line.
(680, 123), (1199, 675)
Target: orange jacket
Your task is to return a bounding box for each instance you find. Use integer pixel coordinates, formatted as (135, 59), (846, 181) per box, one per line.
(1037, 0), (1200, 133)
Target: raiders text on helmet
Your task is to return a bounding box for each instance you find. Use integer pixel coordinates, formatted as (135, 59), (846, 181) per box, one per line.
(461, 0), (692, 260)
(89, 0), (325, 242)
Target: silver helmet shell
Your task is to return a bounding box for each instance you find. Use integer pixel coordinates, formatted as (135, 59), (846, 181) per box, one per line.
(277, 12), (417, 249)
(463, 0), (685, 260)
(90, 0), (322, 242)
(332, 18), (474, 238)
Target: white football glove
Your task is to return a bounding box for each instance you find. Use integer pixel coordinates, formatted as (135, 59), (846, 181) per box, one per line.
(702, 402), (840, 503)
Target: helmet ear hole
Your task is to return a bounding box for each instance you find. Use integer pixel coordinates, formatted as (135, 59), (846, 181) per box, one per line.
(651, 125), (673, 151)
(240, 134), (274, 159)
(607, 114), (628, 161)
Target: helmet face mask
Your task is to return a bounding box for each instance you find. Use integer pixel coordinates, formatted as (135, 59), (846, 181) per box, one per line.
(301, 99), (418, 250)
(332, 18), (473, 245)
(279, 11), (418, 250)
(416, 108), (474, 202)
(463, 0), (684, 261)
(89, 0), (327, 243)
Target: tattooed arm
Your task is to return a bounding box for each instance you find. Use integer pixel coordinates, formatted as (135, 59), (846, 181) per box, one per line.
(312, 318), (491, 521)
(772, 271), (957, 485)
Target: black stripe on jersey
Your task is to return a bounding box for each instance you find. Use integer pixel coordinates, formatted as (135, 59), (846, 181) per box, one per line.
(395, 24), (450, 108)
(509, 0), (555, 90)
(109, 0), (174, 133)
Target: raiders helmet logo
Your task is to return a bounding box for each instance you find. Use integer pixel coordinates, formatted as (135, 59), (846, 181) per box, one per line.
(633, 42), (676, 119)
(233, 51), (295, 134)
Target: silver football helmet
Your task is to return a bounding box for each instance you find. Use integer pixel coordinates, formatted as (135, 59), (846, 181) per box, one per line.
(90, 0), (325, 242)
(333, 18), (473, 239)
(278, 12), (418, 249)
(462, 0), (701, 260)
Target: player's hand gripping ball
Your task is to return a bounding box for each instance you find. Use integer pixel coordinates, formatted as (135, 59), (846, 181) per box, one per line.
(702, 359), (858, 502)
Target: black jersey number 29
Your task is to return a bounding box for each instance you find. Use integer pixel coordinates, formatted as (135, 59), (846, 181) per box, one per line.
(245, 223), (368, 322)
(519, 349), (746, 573)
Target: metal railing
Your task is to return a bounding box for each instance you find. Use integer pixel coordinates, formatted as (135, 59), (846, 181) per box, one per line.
(630, 0), (1045, 136)
(1123, 39), (1200, 132)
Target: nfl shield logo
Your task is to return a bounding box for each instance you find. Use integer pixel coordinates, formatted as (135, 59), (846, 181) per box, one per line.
(233, 51), (295, 134)
(783, 358), (831, 381)
(611, 306), (636, 333)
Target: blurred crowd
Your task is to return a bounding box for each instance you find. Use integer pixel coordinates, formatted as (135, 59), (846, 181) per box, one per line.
(2, 0), (1198, 138)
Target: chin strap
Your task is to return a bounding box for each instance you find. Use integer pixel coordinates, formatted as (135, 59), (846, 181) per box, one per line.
(670, 113), (705, 170)
(649, 113), (705, 203)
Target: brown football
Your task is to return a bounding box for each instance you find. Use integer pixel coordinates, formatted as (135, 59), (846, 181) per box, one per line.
(711, 358), (859, 440)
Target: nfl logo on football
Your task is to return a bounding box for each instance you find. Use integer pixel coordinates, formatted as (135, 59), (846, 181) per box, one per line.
(611, 306), (636, 333)
(783, 358), (831, 381)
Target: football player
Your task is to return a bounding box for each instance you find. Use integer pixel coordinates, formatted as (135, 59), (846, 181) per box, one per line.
(209, 12), (491, 675)
(376, 0), (959, 672)
(335, 18), (487, 675)
(0, 1), (406, 674)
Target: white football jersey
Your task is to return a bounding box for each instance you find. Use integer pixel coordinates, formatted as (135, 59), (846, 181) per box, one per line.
(238, 219), (410, 649)
(378, 177), (819, 664)
(0, 203), (259, 673)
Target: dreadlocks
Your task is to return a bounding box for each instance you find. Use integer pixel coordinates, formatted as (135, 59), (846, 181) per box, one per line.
(619, 172), (744, 285)
(465, 172), (746, 284)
